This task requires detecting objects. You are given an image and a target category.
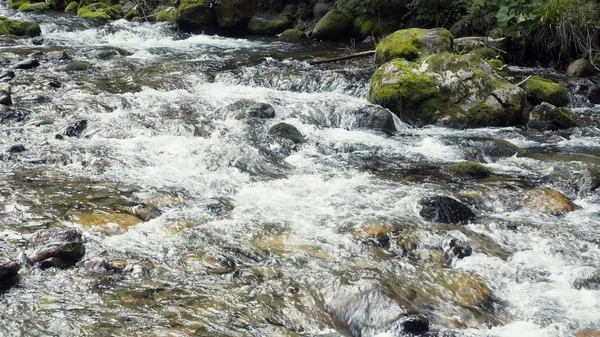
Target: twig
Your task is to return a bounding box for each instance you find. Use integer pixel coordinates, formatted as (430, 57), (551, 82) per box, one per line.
(516, 75), (533, 87)
(310, 50), (375, 65)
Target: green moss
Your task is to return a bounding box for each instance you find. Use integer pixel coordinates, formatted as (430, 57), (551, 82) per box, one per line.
(523, 75), (569, 107)
(375, 28), (453, 64)
(111, 3), (122, 12)
(248, 11), (290, 35)
(65, 1), (78, 12)
(312, 8), (353, 40)
(66, 60), (92, 71)
(8, 0), (27, 9)
(447, 161), (491, 178)
(155, 6), (177, 22)
(19, 1), (48, 11)
(486, 58), (509, 78)
(78, 2), (120, 20)
(0, 17), (41, 37)
(353, 15), (395, 39)
(528, 102), (577, 130)
(369, 58), (441, 125)
(176, 0), (216, 29)
(214, 0), (255, 29)
(279, 28), (305, 40)
(470, 47), (498, 60)
(463, 102), (505, 127)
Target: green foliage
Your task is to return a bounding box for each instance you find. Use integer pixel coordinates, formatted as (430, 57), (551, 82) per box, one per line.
(334, 0), (408, 17)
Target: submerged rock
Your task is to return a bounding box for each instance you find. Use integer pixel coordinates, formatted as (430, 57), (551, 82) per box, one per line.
(374, 28), (453, 64)
(527, 102), (577, 131)
(312, 9), (353, 40)
(65, 60), (92, 71)
(15, 57), (40, 69)
(446, 161), (491, 179)
(463, 137), (524, 159)
(0, 258), (20, 290)
(443, 238), (473, 267)
(0, 83), (11, 106)
(46, 50), (71, 62)
(268, 123), (305, 144)
(8, 144), (26, 153)
(248, 11), (290, 35)
(524, 188), (579, 215)
(369, 53), (526, 128)
(26, 228), (85, 268)
(217, 99), (276, 120)
(523, 75), (569, 107)
(566, 59), (594, 78)
(570, 167), (600, 196)
(419, 196), (475, 225)
(64, 211), (142, 234)
(65, 119), (87, 137)
(572, 268), (600, 290)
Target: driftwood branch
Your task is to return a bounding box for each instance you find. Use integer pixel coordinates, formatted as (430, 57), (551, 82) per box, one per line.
(516, 75), (533, 87)
(454, 36), (507, 53)
(310, 50), (375, 65)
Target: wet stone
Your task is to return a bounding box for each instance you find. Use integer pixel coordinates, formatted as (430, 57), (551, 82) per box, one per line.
(268, 123), (305, 144)
(65, 119), (88, 137)
(0, 55), (9, 64)
(26, 228), (85, 269)
(351, 105), (396, 134)
(0, 83), (11, 106)
(442, 238), (473, 267)
(0, 70), (15, 82)
(32, 37), (44, 45)
(8, 144), (26, 153)
(15, 57), (40, 70)
(46, 50), (71, 62)
(0, 258), (20, 291)
(587, 85), (600, 104)
(419, 196), (475, 225)
(47, 80), (62, 89)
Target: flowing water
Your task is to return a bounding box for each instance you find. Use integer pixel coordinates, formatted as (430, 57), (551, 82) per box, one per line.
(1, 9), (600, 337)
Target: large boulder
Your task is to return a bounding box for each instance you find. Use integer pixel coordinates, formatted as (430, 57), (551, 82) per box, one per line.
(312, 9), (353, 40)
(523, 75), (569, 107)
(248, 11), (290, 35)
(524, 188), (579, 215)
(0, 16), (41, 37)
(155, 7), (178, 23)
(214, 0), (255, 30)
(25, 228), (86, 269)
(78, 3), (121, 20)
(566, 58), (594, 78)
(353, 15), (396, 39)
(527, 102), (577, 131)
(176, 0), (215, 31)
(279, 28), (305, 40)
(374, 28), (453, 64)
(369, 53), (526, 128)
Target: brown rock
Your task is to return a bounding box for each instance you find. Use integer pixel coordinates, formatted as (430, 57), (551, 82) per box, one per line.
(567, 59), (595, 77)
(524, 189), (579, 215)
(577, 329), (600, 337)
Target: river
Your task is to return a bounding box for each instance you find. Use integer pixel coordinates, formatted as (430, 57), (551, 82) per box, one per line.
(0, 9), (599, 337)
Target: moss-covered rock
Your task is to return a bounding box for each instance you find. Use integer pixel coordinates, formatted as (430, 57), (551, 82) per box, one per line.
(312, 9), (353, 40)
(524, 188), (579, 215)
(65, 1), (78, 12)
(214, 0), (255, 29)
(155, 6), (178, 23)
(352, 15), (395, 39)
(369, 53), (526, 128)
(8, 0), (27, 9)
(374, 28), (453, 64)
(486, 58), (509, 78)
(523, 75), (569, 107)
(279, 28), (305, 40)
(0, 16), (41, 37)
(248, 11), (290, 35)
(527, 102), (577, 131)
(463, 137), (524, 158)
(470, 47), (499, 60)
(78, 2), (121, 20)
(176, 0), (215, 30)
(447, 161), (491, 178)
(18, 2), (48, 11)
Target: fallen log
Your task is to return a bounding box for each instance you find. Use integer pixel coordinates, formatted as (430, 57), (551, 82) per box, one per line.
(310, 50), (375, 65)
(454, 36), (507, 53)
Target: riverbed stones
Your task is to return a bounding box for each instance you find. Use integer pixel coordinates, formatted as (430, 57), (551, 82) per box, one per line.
(527, 102), (577, 131)
(15, 57), (40, 69)
(312, 9), (353, 40)
(0, 16), (41, 37)
(248, 11), (290, 35)
(374, 28), (453, 64)
(268, 123), (304, 144)
(26, 228), (85, 268)
(523, 75), (569, 107)
(0, 83), (11, 106)
(567, 58), (595, 77)
(369, 53), (526, 128)
(0, 258), (20, 290)
(419, 196), (475, 225)
(524, 188), (579, 215)
(463, 137), (524, 159)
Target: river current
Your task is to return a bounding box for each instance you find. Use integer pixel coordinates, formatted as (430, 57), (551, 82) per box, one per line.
(0, 9), (599, 337)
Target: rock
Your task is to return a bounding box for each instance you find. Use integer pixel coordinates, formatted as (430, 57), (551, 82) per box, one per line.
(312, 9), (353, 40)
(351, 225), (391, 247)
(325, 284), (427, 337)
(524, 188), (579, 215)
(464, 137), (524, 158)
(217, 100), (275, 120)
(374, 28), (453, 64)
(65, 1), (78, 12)
(446, 161), (491, 178)
(0, 55), (9, 64)
(65, 60), (92, 71)
(572, 268), (600, 290)
(15, 57), (40, 69)
(527, 102), (577, 131)
(0, 70), (15, 82)
(65, 212), (142, 234)
(353, 15), (395, 39)
(570, 167), (600, 196)
(78, 3), (121, 20)
(577, 329), (600, 337)
(32, 37), (43, 45)
(214, 0), (255, 29)
(419, 196), (475, 225)
(47, 80), (62, 88)
(566, 58), (595, 77)
(0, 258), (20, 291)
(313, 1), (333, 21)
(523, 75), (569, 107)
(26, 228), (85, 268)
(248, 11), (290, 35)
(587, 85), (600, 104)
(28, 51), (43, 60)
(268, 123), (304, 144)
(65, 119), (88, 137)
(279, 28), (305, 40)
(18, 2), (48, 11)
(369, 53), (526, 128)
(8, 144), (26, 153)
(443, 238), (473, 267)
(176, 0), (216, 31)
(0, 83), (11, 106)
(0, 16), (41, 37)
(155, 7), (178, 23)
(46, 50), (71, 62)
(351, 105), (396, 134)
